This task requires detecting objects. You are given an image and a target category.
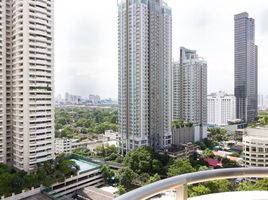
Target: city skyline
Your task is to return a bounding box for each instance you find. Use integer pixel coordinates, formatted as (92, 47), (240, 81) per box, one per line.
(55, 0), (268, 99)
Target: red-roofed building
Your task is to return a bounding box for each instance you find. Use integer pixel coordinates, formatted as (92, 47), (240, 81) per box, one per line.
(204, 158), (223, 167)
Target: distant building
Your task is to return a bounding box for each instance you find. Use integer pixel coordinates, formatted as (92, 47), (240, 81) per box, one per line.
(207, 91), (236, 126)
(55, 130), (119, 154)
(258, 94), (264, 109)
(173, 47), (207, 142)
(98, 130), (119, 142)
(118, 0), (172, 152)
(65, 92), (81, 104)
(234, 12), (258, 122)
(89, 94), (101, 105)
(243, 128), (268, 167)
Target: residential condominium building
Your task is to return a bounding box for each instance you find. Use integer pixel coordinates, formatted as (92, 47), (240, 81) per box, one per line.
(0, 0), (55, 171)
(118, 0), (172, 152)
(207, 91), (236, 126)
(234, 12), (258, 123)
(243, 128), (268, 167)
(173, 47), (207, 142)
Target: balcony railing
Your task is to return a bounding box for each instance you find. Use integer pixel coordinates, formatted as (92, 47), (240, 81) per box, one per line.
(115, 167), (268, 200)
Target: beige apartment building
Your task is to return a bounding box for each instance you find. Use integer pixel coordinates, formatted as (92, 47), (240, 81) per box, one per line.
(0, 0), (55, 171)
(243, 128), (268, 167)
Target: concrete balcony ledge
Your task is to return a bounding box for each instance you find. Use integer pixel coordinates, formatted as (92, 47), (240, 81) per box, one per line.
(116, 168), (268, 200)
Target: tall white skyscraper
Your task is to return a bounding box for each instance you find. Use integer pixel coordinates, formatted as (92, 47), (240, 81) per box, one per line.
(207, 91), (236, 126)
(118, 0), (172, 152)
(173, 47), (207, 141)
(0, 0), (55, 171)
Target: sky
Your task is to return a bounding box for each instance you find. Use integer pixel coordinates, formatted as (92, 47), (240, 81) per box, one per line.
(55, 0), (268, 99)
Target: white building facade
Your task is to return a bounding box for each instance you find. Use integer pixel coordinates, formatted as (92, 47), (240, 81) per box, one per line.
(118, 0), (172, 152)
(243, 128), (268, 167)
(0, 0), (55, 171)
(207, 92), (236, 126)
(173, 47), (207, 142)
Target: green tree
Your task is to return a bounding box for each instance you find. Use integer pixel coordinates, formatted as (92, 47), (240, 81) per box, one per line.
(198, 166), (209, 171)
(117, 167), (137, 189)
(238, 181), (257, 191)
(189, 185), (211, 197)
(147, 173), (161, 184)
(167, 158), (195, 177)
(117, 185), (127, 195)
(206, 180), (232, 193)
(73, 148), (90, 157)
(221, 158), (239, 168)
(255, 178), (268, 190)
(102, 165), (115, 184)
(58, 160), (79, 177)
(123, 146), (154, 174)
(203, 148), (214, 158)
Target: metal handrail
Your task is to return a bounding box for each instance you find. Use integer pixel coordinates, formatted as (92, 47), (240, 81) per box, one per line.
(115, 167), (268, 200)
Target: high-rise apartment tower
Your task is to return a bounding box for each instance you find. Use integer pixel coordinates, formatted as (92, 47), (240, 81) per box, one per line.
(234, 12), (258, 123)
(0, 0), (55, 171)
(207, 91), (236, 126)
(173, 47), (207, 141)
(118, 0), (172, 152)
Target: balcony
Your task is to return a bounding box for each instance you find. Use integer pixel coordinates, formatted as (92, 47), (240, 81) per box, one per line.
(115, 168), (268, 200)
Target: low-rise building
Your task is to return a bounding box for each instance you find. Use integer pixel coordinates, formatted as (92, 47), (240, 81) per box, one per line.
(44, 156), (104, 197)
(98, 130), (119, 142)
(165, 143), (197, 158)
(55, 131), (119, 155)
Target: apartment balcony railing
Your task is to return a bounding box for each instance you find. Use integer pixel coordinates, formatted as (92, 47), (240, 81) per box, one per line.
(115, 167), (268, 200)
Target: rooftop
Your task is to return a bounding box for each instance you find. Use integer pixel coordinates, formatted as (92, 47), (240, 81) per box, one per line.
(23, 194), (51, 200)
(70, 158), (100, 174)
(76, 186), (114, 200)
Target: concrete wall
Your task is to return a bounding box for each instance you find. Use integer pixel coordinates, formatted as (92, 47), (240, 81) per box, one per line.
(172, 127), (194, 145)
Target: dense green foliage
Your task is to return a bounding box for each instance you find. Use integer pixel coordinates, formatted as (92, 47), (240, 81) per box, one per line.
(73, 148), (91, 157)
(189, 180), (232, 197)
(55, 107), (118, 138)
(117, 167), (138, 189)
(208, 128), (230, 145)
(167, 158), (196, 177)
(172, 119), (193, 128)
(248, 112), (268, 128)
(101, 165), (115, 184)
(147, 173), (161, 184)
(94, 144), (120, 161)
(123, 146), (171, 175)
(189, 178), (268, 197)
(0, 155), (79, 197)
